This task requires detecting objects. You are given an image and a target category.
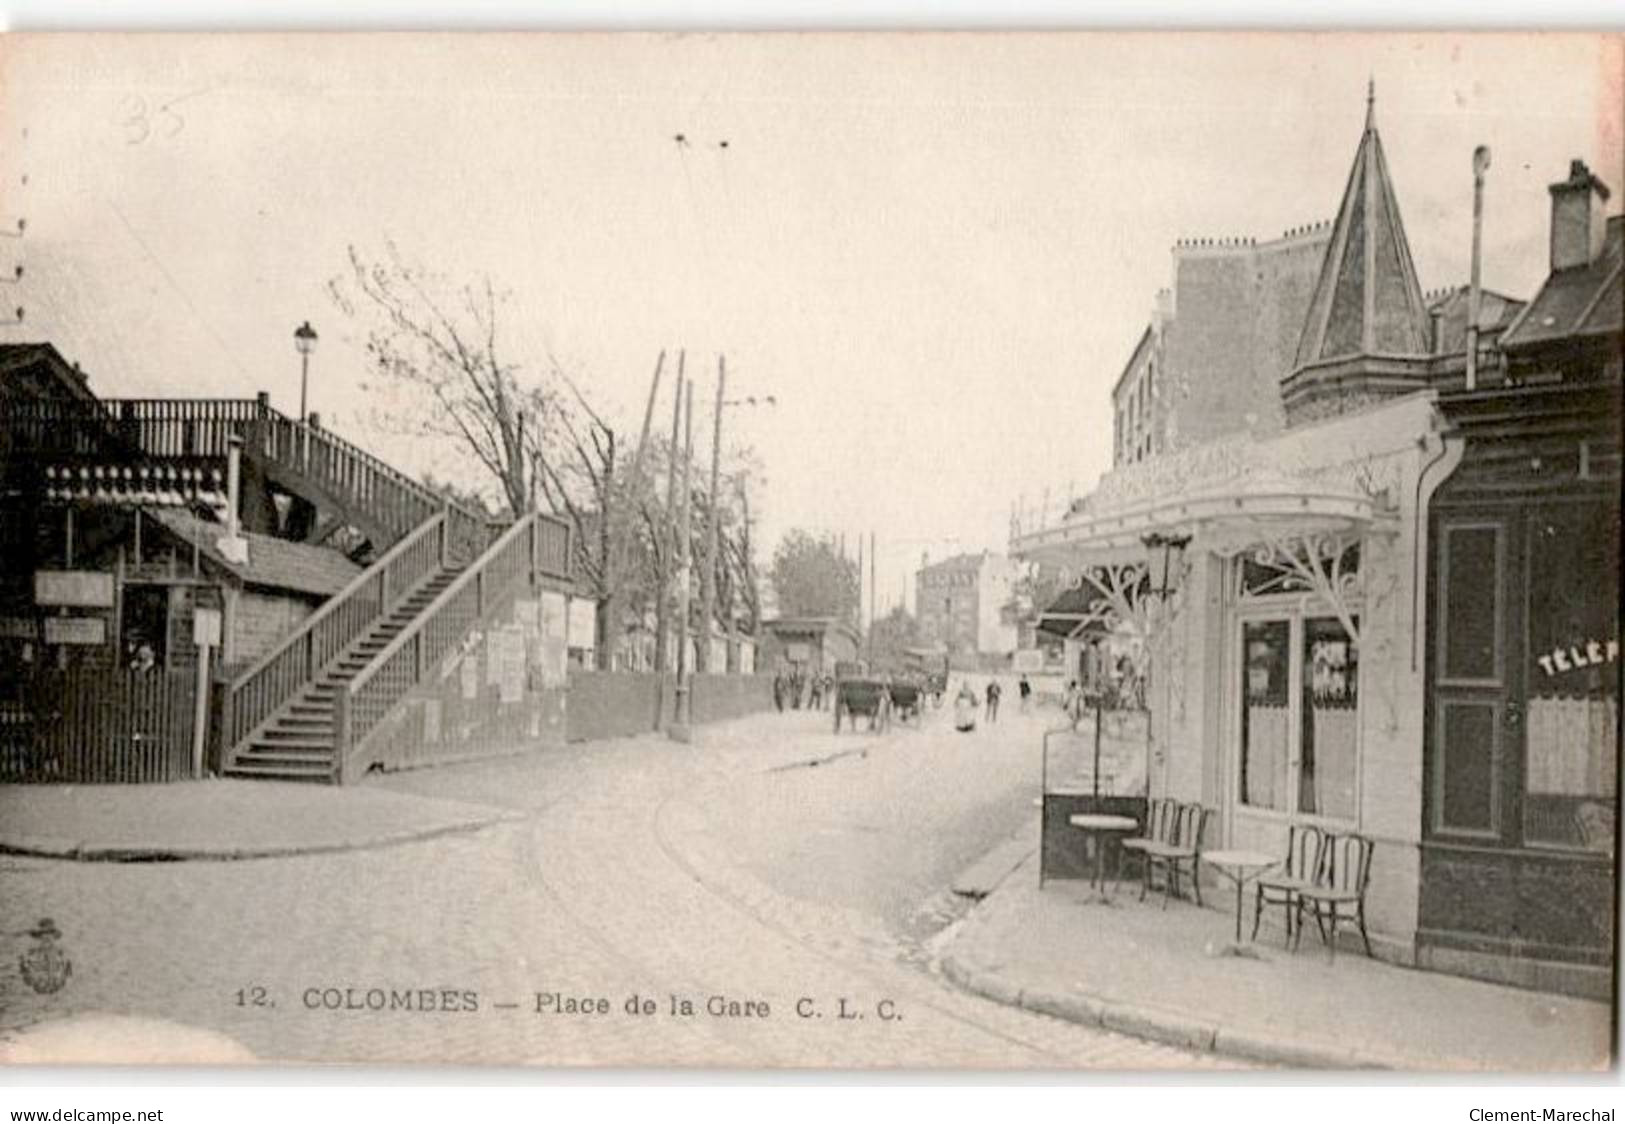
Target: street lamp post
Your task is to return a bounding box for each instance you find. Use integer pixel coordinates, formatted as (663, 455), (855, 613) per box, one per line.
(293, 321), (318, 469)
(293, 321), (318, 424)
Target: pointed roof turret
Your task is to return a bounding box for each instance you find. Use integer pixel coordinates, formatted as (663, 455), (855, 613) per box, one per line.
(1292, 84), (1433, 369)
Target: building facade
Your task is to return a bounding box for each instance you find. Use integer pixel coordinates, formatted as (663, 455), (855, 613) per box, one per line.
(1017, 95), (1618, 998)
(914, 551), (1020, 668)
(1111, 223), (1333, 468)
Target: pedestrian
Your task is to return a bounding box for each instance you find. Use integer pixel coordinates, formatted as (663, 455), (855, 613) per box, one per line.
(953, 681), (978, 733)
(1018, 673), (1032, 713)
(773, 672), (785, 713)
(985, 679), (1001, 723)
(1062, 680), (1082, 731)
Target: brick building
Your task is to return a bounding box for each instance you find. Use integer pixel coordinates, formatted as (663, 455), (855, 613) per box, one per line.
(1111, 222), (1332, 468)
(914, 551), (1020, 669)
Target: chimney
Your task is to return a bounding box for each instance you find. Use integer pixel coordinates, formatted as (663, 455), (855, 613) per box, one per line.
(215, 434), (249, 565)
(1549, 159), (1611, 272)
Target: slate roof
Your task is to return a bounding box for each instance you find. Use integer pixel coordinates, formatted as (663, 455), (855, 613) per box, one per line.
(1293, 89), (1433, 368)
(1500, 215), (1624, 352)
(1424, 287), (1528, 354)
(0, 342), (99, 403)
(145, 508), (362, 598)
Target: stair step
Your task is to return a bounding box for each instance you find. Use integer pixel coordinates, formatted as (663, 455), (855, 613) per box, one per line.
(239, 748), (334, 766)
(261, 724), (331, 740)
(250, 734), (334, 749)
(224, 760), (333, 782)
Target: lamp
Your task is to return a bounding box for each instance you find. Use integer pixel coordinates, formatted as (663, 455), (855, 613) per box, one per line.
(293, 321), (318, 424)
(1141, 531), (1190, 599)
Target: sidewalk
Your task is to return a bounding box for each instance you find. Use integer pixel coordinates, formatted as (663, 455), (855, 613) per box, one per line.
(0, 779), (520, 860)
(939, 845), (1614, 1071)
(0, 708), (884, 862)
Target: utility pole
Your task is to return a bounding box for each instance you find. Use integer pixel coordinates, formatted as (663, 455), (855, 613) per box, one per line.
(672, 378), (695, 738)
(868, 530), (876, 664)
(856, 532), (864, 631)
(1467, 145), (1491, 391)
(700, 355), (726, 673)
(657, 351), (685, 677)
(601, 351), (665, 670)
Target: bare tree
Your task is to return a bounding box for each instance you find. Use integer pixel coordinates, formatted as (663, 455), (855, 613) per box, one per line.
(330, 241), (546, 517)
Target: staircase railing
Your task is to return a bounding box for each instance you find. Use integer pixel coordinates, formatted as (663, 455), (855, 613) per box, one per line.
(245, 408), (450, 546)
(336, 512), (572, 774)
(0, 397), (259, 461)
(220, 511), (451, 759)
(1, 395), (491, 555)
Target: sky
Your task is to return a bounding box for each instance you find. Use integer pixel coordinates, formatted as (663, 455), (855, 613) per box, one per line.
(1, 31), (1620, 618)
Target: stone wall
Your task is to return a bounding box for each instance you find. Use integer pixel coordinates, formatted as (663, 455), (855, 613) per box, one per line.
(690, 673), (774, 725)
(565, 670), (776, 742)
(353, 583), (570, 775)
(566, 671), (664, 743)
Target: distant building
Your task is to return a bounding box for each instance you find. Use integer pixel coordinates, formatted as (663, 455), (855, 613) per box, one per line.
(914, 551), (1019, 668)
(1112, 222), (1333, 468)
(757, 616), (860, 678)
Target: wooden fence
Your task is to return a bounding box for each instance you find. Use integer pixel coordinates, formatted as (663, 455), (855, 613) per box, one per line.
(0, 668), (198, 783)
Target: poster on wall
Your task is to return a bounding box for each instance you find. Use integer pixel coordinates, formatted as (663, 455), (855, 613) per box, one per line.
(538, 591), (568, 689)
(568, 597), (597, 653)
(492, 625), (526, 705)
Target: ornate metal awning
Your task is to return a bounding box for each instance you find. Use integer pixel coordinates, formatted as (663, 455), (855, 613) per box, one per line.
(1011, 470), (1393, 571)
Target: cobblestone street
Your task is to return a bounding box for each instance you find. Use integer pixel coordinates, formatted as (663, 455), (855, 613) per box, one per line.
(1, 705), (1228, 1069)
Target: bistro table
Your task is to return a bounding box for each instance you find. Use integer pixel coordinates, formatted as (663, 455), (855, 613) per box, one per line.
(1066, 814), (1140, 905)
(1201, 849), (1279, 959)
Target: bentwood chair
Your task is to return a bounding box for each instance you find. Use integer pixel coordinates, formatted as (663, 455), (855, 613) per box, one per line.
(1121, 797), (1174, 892)
(1294, 833), (1375, 961)
(1142, 801), (1211, 908)
(1251, 823), (1326, 946)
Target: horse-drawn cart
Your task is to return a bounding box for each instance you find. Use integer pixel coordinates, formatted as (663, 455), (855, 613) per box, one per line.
(833, 678), (890, 733)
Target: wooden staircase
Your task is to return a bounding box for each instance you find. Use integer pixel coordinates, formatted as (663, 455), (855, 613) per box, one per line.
(222, 566), (462, 781)
(0, 388), (575, 785)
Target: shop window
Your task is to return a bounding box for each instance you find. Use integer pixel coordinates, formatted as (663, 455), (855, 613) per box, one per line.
(1300, 616), (1358, 819)
(1521, 504), (1619, 855)
(120, 584), (169, 671)
(1240, 619), (1290, 811)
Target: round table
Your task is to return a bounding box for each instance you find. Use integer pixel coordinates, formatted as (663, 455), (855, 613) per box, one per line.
(1067, 814), (1140, 904)
(1201, 848), (1279, 956)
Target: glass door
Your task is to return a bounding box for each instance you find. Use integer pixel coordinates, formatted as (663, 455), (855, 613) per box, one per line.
(1238, 613), (1360, 822)
(1239, 618), (1293, 813)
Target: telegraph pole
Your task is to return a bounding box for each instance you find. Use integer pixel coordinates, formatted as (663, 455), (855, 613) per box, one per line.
(657, 351), (685, 677)
(868, 530), (876, 664)
(672, 378), (695, 738)
(700, 355), (726, 673)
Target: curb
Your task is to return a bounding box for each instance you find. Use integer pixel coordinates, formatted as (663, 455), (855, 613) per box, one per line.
(0, 809), (525, 863)
(938, 950), (1391, 1070)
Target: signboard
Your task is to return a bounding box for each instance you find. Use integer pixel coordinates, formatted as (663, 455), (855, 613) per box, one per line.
(491, 626), (527, 704)
(786, 642), (811, 661)
(1012, 648), (1044, 673)
(0, 617), (38, 639)
(567, 598), (597, 651)
(44, 617), (107, 646)
(35, 571), (115, 609)
(193, 607), (223, 648)
(538, 592), (568, 689)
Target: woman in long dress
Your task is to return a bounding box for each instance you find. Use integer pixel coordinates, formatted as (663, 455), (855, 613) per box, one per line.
(953, 682), (978, 732)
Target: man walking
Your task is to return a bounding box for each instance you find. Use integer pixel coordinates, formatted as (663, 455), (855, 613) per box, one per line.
(985, 679), (1001, 724)
(1018, 673), (1032, 713)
